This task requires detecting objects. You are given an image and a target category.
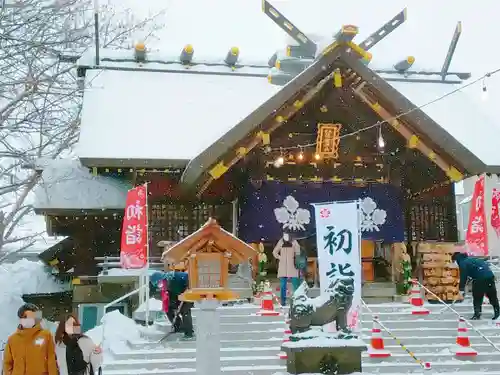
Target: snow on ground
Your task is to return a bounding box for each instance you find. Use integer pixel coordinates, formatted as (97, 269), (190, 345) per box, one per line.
(0, 259), (69, 346)
(86, 310), (143, 355)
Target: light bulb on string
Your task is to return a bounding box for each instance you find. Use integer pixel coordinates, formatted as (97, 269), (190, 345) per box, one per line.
(297, 147), (304, 161)
(274, 148), (285, 168)
(482, 79), (489, 101)
(314, 153), (321, 161)
(377, 124), (385, 150)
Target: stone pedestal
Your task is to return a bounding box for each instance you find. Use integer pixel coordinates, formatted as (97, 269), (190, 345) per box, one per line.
(195, 299), (221, 375)
(282, 339), (367, 374)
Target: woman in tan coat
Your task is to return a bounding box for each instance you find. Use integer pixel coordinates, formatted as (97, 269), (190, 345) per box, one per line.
(273, 233), (301, 306)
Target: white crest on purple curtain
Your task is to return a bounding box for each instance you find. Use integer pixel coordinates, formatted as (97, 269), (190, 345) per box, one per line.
(359, 197), (387, 232)
(274, 195), (311, 231)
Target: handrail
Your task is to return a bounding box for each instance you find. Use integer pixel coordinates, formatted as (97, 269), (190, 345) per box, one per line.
(101, 284), (148, 350)
(95, 256), (162, 261)
(412, 278), (500, 354)
(361, 299), (431, 370)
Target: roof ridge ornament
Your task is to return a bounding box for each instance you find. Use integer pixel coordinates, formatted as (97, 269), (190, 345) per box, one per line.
(440, 21), (462, 80)
(263, 2), (406, 86)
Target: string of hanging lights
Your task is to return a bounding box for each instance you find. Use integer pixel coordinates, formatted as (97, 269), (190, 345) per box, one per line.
(268, 66), (500, 157)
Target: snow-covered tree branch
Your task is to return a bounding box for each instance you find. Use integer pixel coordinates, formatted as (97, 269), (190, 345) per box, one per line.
(0, 0), (164, 257)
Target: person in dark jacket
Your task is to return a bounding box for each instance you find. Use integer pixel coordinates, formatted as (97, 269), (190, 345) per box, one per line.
(452, 252), (500, 320)
(150, 271), (194, 339)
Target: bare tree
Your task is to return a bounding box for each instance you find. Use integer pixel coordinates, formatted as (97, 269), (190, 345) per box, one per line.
(0, 0), (164, 259)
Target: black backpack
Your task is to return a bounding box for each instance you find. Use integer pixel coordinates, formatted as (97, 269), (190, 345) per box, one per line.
(66, 335), (93, 375)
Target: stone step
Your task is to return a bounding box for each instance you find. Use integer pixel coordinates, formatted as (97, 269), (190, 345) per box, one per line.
(191, 306), (281, 316)
(192, 314), (285, 324)
(362, 296), (395, 304)
(111, 346), (281, 360)
(362, 311), (498, 320)
(127, 337), (283, 350)
(101, 364), (286, 375)
(361, 334), (500, 347)
(154, 320), (286, 333)
(381, 342), (500, 353)
(361, 318), (500, 329)
(361, 326), (500, 337)
(364, 351), (500, 363)
(140, 328), (284, 342)
(103, 355), (284, 371)
(363, 303), (498, 313)
(362, 283), (396, 298)
(131, 333), (500, 353)
(113, 342), (500, 362)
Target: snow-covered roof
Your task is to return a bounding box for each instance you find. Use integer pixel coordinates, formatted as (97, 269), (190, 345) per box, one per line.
(33, 159), (132, 212)
(76, 68), (280, 166)
(390, 80), (500, 167)
(121, 0), (487, 72)
(77, 48), (270, 76)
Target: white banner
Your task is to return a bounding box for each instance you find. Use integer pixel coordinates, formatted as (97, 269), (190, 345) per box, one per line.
(313, 201), (362, 331)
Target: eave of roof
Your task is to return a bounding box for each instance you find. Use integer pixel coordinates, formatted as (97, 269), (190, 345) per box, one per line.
(340, 51), (489, 174)
(33, 159), (132, 214)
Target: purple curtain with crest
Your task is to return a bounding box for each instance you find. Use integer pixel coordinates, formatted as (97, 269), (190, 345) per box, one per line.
(238, 181), (405, 244)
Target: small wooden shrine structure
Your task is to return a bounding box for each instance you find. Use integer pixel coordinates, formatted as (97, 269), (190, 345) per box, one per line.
(161, 218), (258, 302)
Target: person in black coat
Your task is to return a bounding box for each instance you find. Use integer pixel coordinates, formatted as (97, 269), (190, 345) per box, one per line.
(452, 252), (500, 320)
(150, 271), (194, 339)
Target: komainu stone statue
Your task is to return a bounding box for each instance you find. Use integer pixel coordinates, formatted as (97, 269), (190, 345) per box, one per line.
(283, 277), (366, 374)
(289, 277), (356, 339)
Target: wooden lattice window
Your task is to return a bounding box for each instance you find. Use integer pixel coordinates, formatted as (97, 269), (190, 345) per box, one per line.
(197, 259), (221, 288)
(190, 253), (227, 289)
(150, 202), (233, 246)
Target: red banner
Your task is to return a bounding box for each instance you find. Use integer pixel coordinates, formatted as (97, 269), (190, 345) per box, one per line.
(466, 175), (488, 256)
(120, 185), (148, 268)
(492, 188), (500, 237)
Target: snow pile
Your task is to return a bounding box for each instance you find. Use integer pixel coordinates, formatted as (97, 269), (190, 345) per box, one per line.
(283, 328), (366, 349)
(85, 310), (142, 353)
(34, 159), (131, 210)
(135, 298), (163, 313)
(133, 298), (163, 322)
(0, 259), (68, 345)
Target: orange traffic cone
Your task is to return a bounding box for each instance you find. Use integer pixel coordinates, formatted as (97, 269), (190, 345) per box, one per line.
(409, 280), (430, 315)
(257, 291), (280, 316)
(368, 316), (391, 358)
(452, 317), (477, 357)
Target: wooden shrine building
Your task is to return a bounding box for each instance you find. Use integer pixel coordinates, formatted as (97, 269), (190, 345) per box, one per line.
(31, 1), (500, 315)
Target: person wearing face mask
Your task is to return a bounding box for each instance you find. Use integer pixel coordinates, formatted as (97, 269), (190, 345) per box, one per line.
(273, 232), (302, 306)
(2, 303), (58, 375)
(54, 314), (103, 375)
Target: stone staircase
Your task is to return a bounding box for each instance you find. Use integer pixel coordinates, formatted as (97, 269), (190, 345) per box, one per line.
(102, 302), (500, 375)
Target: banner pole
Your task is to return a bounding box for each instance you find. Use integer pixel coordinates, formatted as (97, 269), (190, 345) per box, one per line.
(356, 200), (362, 333)
(144, 182), (150, 326)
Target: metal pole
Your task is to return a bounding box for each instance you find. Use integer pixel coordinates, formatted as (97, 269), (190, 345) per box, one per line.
(93, 0), (100, 66)
(144, 182), (150, 326)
